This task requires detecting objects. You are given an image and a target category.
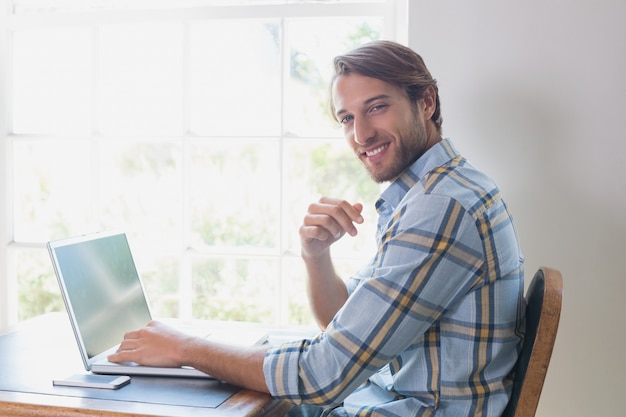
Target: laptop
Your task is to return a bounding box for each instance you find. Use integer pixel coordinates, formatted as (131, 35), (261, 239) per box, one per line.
(47, 231), (268, 379)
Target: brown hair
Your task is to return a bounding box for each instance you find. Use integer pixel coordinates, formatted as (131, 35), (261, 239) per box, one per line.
(331, 40), (442, 132)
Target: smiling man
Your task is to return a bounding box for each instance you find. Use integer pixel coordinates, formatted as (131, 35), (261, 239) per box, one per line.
(109, 41), (525, 417)
(331, 61), (440, 184)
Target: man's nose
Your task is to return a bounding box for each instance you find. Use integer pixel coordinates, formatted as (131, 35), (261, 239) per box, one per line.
(353, 118), (374, 146)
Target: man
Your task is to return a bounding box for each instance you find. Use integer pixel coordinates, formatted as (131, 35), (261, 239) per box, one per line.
(109, 40), (525, 417)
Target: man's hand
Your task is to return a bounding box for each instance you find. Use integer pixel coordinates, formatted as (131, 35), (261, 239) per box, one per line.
(108, 321), (270, 393)
(299, 197), (364, 259)
(108, 321), (192, 368)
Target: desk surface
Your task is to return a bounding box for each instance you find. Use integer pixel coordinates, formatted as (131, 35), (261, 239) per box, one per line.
(0, 314), (293, 417)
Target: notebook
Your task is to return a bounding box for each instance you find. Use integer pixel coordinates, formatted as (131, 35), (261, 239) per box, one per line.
(47, 231), (268, 379)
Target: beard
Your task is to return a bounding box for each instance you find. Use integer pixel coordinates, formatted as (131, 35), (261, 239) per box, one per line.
(363, 114), (430, 184)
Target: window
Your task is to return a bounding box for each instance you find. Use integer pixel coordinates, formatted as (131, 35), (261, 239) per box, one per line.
(0, 0), (407, 329)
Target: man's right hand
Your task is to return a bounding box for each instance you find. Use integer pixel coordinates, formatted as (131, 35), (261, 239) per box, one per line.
(299, 197), (364, 259)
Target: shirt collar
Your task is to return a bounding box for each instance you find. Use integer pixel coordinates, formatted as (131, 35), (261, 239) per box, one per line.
(376, 138), (459, 213)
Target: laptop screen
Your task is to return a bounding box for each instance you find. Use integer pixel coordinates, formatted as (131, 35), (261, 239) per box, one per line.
(49, 232), (152, 360)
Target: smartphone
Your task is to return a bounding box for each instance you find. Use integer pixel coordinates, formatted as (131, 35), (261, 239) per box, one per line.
(53, 374), (131, 390)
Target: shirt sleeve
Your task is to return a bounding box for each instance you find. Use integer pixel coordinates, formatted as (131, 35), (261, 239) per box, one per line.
(263, 193), (485, 407)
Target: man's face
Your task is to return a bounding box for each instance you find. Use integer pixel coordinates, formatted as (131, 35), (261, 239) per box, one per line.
(332, 72), (433, 183)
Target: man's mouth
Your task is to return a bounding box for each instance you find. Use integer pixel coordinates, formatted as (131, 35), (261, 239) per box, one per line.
(363, 143), (389, 157)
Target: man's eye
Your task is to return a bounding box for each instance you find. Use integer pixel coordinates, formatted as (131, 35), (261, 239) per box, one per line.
(340, 115), (354, 124)
(371, 104), (387, 113)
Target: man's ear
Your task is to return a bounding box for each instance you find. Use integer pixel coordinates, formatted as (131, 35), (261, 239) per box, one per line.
(420, 86), (437, 121)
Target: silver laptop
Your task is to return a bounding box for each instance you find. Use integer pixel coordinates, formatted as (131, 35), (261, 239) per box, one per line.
(47, 231), (268, 379)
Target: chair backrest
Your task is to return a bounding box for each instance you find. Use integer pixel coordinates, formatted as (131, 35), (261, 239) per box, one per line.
(501, 267), (563, 417)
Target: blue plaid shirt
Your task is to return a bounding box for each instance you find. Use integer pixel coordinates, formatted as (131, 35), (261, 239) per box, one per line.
(264, 139), (525, 417)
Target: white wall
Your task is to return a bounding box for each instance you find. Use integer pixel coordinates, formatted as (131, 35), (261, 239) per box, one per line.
(408, 0), (626, 415)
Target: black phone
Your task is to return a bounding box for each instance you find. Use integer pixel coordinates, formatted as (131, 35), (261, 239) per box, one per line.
(52, 374), (131, 390)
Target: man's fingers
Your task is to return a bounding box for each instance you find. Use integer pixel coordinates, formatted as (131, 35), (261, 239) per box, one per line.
(309, 198), (364, 237)
(118, 338), (139, 352)
(108, 349), (133, 364)
(303, 212), (344, 238)
(299, 197), (366, 259)
(353, 202), (364, 218)
(319, 197), (364, 222)
(300, 224), (332, 242)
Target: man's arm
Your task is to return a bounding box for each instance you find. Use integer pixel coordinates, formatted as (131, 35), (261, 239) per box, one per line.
(302, 249), (347, 330)
(299, 197), (364, 329)
(107, 321), (269, 393)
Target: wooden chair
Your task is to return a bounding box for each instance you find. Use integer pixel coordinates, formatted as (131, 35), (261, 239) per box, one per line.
(502, 267), (563, 417)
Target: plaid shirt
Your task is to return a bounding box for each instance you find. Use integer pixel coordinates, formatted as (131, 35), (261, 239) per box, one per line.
(264, 139), (525, 417)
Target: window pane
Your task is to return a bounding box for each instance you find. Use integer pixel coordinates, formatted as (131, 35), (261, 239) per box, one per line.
(284, 17), (382, 138)
(136, 253), (180, 319)
(192, 256), (279, 323)
(13, 140), (93, 242)
(283, 139), (379, 257)
(282, 256), (313, 326)
(189, 20), (281, 137)
(99, 140), (183, 252)
(16, 247), (63, 321)
(12, 28), (92, 134)
(98, 23), (183, 136)
(189, 139), (280, 250)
